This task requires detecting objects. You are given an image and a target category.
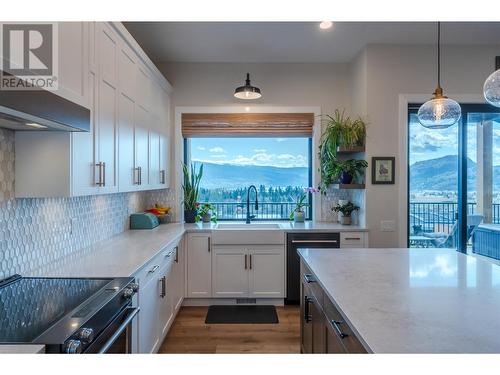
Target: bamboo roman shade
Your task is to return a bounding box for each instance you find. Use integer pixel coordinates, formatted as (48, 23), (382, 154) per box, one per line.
(182, 113), (314, 137)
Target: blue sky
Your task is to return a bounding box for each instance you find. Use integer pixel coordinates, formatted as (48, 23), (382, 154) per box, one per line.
(190, 137), (309, 168)
(409, 113), (500, 165)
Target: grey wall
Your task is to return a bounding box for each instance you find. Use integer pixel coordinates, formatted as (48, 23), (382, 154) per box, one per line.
(0, 128), (174, 280)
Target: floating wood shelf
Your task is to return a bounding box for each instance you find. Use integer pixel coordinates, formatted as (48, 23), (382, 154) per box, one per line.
(336, 145), (365, 153)
(331, 183), (365, 190)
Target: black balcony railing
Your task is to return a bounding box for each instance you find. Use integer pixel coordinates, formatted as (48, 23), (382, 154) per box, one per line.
(409, 201), (500, 234)
(209, 201), (304, 220)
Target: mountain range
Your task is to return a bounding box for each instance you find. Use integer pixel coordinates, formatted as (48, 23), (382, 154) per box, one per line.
(410, 154), (500, 192)
(197, 156), (498, 192)
(197, 162), (308, 189)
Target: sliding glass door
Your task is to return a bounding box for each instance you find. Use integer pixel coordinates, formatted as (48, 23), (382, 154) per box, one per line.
(408, 109), (459, 250)
(408, 104), (500, 257)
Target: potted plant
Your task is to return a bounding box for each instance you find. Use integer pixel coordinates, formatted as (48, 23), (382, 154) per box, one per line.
(319, 109), (367, 190)
(337, 159), (368, 184)
(290, 187), (319, 222)
(332, 201), (360, 225)
(197, 203), (217, 223)
(182, 162), (203, 223)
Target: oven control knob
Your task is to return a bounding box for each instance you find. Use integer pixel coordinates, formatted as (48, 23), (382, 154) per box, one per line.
(65, 339), (82, 354)
(123, 287), (134, 299)
(76, 328), (94, 343)
(129, 282), (139, 292)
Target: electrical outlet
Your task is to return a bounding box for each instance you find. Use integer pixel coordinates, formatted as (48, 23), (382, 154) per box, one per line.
(380, 220), (396, 232)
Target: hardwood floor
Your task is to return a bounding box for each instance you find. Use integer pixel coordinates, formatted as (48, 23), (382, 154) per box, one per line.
(159, 306), (300, 354)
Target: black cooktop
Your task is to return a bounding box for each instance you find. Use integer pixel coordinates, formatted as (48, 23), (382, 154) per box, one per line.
(0, 275), (112, 343)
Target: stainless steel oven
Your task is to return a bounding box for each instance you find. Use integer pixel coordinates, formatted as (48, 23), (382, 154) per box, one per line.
(85, 306), (139, 354)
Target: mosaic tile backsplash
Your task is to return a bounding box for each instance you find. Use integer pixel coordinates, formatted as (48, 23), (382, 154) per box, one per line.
(0, 129), (174, 280)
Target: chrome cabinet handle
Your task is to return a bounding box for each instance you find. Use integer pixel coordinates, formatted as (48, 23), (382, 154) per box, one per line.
(303, 273), (316, 283)
(292, 240), (338, 244)
(249, 254), (252, 270)
(160, 170), (166, 184)
(344, 237), (361, 241)
(160, 276), (166, 298)
(95, 162), (104, 186)
(133, 167), (140, 185)
(174, 246), (178, 263)
(102, 162), (106, 187)
(331, 320), (349, 339)
(304, 296), (312, 323)
(244, 254), (247, 270)
(148, 265), (160, 274)
(138, 166), (142, 185)
(207, 237), (211, 252)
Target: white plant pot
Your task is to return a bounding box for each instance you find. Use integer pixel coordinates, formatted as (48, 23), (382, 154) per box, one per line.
(294, 210), (305, 223)
(339, 215), (352, 225)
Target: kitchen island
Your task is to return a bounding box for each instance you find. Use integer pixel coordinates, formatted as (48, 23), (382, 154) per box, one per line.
(298, 248), (500, 353)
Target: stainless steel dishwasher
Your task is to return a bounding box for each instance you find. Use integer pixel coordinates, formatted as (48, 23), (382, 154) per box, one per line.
(285, 232), (340, 305)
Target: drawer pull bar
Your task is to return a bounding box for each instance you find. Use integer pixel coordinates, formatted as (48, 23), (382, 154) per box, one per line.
(244, 254), (247, 269)
(331, 320), (349, 339)
(303, 273), (316, 283)
(148, 265), (160, 274)
(292, 239), (338, 244)
(344, 237), (361, 241)
(160, 276), (166, 298)
(304, 296), (313, 323)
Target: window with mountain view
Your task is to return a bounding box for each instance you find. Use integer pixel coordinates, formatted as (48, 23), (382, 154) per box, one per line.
(186, 137), (311, 220)
(408, 105), (500, 257)
(408, 111), (459, 249)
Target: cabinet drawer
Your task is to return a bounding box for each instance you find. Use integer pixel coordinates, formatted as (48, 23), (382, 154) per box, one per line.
(300, 261), (323, 308)
(340, 232), (365, 248)
(324, 297), (367, 353)
(135, 242), (179, 284)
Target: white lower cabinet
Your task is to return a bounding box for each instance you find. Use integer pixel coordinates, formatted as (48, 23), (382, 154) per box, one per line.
(212, 246), (249, 298)
(211, 245), (285, 298)
(186, 233), (212, 298)
(137, 264), (162, 354)
(340, 232), (367, 248)
(135, 242), (183, 354)
(248, 246), (285, 298)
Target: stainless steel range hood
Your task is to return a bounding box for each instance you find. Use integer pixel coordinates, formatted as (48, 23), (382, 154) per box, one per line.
(0, 83), (90, 132)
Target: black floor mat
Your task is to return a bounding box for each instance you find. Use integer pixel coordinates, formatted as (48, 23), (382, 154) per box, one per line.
(205, 305), (279, 324)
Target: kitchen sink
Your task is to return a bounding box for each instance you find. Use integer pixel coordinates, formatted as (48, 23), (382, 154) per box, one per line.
(212, 223), (284, 245)
(216, 223), (282, 229)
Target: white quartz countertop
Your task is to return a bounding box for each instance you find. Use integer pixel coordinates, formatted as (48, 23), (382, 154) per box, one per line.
(28, 221), (364, 278)
(298, 247), (500, 353)
(0, 344), (45, 354)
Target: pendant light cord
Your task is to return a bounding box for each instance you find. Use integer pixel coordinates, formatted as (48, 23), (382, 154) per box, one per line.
(437, 21), (441, 89)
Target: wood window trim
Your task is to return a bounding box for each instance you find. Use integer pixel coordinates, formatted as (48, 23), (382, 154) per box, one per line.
(182, 112), (314, 137)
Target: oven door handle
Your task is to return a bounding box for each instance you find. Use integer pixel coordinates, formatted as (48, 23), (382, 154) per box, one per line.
(97, 307), (140, 354)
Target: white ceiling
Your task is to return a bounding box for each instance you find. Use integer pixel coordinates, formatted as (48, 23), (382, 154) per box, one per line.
(124, 22), (500, 64)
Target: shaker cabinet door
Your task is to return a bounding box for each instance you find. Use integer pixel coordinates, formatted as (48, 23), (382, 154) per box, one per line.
(186, 234), (212, 298)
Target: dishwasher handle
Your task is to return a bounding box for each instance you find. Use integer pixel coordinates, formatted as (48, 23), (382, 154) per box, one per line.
(291, 239), (338, 244)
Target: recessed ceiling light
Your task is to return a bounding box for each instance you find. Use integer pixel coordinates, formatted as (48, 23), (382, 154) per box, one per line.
(319, 21), (333, 30)
(25, 122), (47, 129)
(245, 107), (250, 112)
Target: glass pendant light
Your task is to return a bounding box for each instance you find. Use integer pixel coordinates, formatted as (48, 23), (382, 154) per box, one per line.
(234, 73), (262, 100)
(483, 59), (500, 107)
(418, 22), (461, 129)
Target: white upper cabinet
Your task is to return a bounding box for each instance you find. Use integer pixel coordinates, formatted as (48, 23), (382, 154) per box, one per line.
(14, 22), (172, 198)
(56, 22), (89, 108)
(95, 23), (119, 194)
